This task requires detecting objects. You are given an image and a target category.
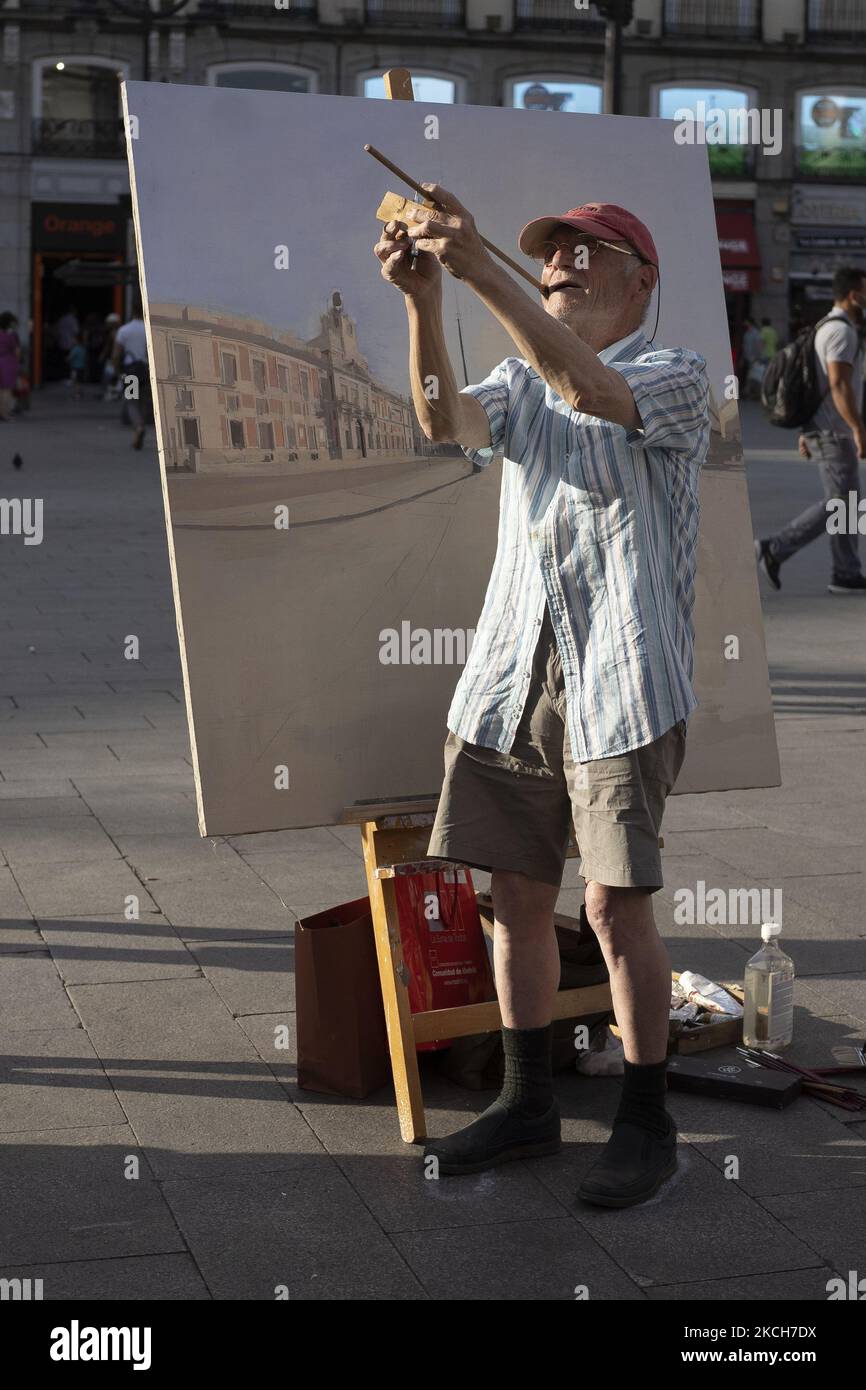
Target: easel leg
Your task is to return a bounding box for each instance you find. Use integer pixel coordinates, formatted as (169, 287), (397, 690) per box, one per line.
(361, 823), (426, 1142)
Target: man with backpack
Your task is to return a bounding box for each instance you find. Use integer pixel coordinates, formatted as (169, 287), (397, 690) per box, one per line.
(756, 266), (866, 594)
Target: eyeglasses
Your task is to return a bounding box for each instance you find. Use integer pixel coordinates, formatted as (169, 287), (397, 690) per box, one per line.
(535, 234), (643, 265)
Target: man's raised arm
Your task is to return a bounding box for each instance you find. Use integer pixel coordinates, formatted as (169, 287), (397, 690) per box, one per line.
(374, 217), (491, 449)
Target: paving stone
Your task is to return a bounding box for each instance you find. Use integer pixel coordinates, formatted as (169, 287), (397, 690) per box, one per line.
(0, 817), (121, 866)
(533, 1125), (818, 1286)
(227, 826), (354, 857)
(0, 747), (126, 777)
(0, 1031), (126, 1131)
(162, 1169), (427, 1300)
(0, 795), (93, 820)
(149, 869), (295, 940)
(794, 975), (866, 1024)
(669, 1077), (866, 1197)
(762, 1185), (866, 1277)
(71, 791), (198, 836)
(70, 976), (322, 1178)
(38, 914), (199, 986)
(245, 852), (368, 907)
(0, 1171), (185, 1265)
(0, 1252), (211, 1301)
(13, 857), (156, 918)
(393, 1217), (646, 1300)
(235, 1011), (295, 1093)
(0, 956), (78, 1031)
(645, 1267), (833, 1299)
(114, 833), (241, 883)
(186, 937), (294, 1016)
(0, 777), (79, 799)
(297, 1080), (567, 1234)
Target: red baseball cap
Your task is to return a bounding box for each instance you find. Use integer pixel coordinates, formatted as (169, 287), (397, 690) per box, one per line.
(518, 202), (658, 267)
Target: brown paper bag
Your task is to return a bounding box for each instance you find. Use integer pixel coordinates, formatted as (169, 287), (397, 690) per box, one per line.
(295, 897), (391, 1098)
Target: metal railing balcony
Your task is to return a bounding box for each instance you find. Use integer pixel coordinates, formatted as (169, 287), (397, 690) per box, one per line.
(663, 0), (761, 40)
(806, 0), (866, 41)
(32, 117), (126, 158)
(514, 0), (606, 31)
(364, 0), (464, 27)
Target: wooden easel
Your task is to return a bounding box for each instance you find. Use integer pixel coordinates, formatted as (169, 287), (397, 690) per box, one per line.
(341, 797), (613, 1143)
(343, 71), (613, 1144)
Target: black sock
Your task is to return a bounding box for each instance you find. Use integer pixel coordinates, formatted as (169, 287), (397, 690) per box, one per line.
(614, 1058), (671, 1137)
(498, 1024), (554, 1117)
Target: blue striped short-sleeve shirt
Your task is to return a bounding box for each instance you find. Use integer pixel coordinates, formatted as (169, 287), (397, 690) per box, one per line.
(447, 328), (710, 762)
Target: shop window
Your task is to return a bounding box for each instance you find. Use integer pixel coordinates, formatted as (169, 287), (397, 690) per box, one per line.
(504, 76), (602, 114)
(207, 64), (317, 94)
(655, 85), (756, 177)
(796, 90), (866, 179)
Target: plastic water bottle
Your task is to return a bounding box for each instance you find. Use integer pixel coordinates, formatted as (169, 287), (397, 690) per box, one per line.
(742, 923), (795, 1050)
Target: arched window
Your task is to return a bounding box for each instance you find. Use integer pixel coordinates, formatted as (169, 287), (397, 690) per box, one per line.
(206, 63), (318, 95)
(32, 56), (128, 157)
(359, 71), (460, 104)
(654, 84), (757, 176)
(504, 76), (602, 115)
(795, 88), (866, 179)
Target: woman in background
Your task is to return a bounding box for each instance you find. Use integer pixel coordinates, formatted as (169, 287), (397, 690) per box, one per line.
(0, 310), (21, 421)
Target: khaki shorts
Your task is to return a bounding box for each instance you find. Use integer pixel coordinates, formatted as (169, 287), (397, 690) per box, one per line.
(427, 606), (687, 891)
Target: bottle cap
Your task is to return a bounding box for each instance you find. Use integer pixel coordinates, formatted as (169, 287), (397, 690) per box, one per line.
(761, 922), (782, 941)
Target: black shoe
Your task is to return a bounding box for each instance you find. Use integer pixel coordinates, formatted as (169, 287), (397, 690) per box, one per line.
(577, 1118), (678, 1208)
(828, 573), (866, 594)
(423, 1098), (561, 1175)
(755, 539), (781, 591)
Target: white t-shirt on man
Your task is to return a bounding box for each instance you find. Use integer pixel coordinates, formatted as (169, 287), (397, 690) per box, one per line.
(811, 311), (863, 434)
(115, 319), (149, 367)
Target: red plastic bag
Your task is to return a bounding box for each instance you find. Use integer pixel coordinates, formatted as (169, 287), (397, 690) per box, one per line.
(394, 866), (496, 1052)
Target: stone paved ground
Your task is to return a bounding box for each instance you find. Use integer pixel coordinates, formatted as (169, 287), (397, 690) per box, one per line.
(0, 391), (863, 1300)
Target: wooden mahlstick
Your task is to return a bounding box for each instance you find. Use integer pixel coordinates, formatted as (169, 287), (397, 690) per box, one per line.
(365, 142), (545, 293)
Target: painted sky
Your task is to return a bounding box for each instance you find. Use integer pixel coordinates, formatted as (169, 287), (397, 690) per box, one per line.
(126, 82), (729, 401)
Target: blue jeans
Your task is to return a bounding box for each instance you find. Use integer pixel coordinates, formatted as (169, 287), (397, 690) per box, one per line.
(769, 431), (862, 579)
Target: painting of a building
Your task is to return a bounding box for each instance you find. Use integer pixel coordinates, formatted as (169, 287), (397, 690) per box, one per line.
(149, 292), (422, 474)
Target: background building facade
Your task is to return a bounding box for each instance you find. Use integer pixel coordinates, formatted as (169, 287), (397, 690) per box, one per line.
(150, 291), (416, 472)
(2, 0), (865, 381)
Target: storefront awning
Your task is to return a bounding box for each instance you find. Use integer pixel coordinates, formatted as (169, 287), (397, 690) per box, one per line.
(716, 209), (761, 293)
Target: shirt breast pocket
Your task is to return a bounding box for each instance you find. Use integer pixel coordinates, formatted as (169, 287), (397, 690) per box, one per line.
(570, 421), (631, 512)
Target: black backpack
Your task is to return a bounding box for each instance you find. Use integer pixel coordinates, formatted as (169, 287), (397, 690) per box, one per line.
(760, 313), (850, 429)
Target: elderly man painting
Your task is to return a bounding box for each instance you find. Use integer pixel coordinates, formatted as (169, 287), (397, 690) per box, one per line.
(374, 190), (709, 1208)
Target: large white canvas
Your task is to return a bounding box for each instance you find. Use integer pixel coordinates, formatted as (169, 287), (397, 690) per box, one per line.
(124, 81), (779, 835)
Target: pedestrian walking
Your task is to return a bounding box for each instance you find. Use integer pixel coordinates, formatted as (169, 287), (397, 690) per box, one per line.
(112, 296), (151, 450)
(756, 266), (866, 594)
(0, 310), (21, 422)
(759, 316), (779, 359)
(737, 317), (763, 397)
(67, 335), (87, 399)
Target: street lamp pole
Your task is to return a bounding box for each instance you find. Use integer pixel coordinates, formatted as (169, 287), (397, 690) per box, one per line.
(596, 1), (633, 116)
